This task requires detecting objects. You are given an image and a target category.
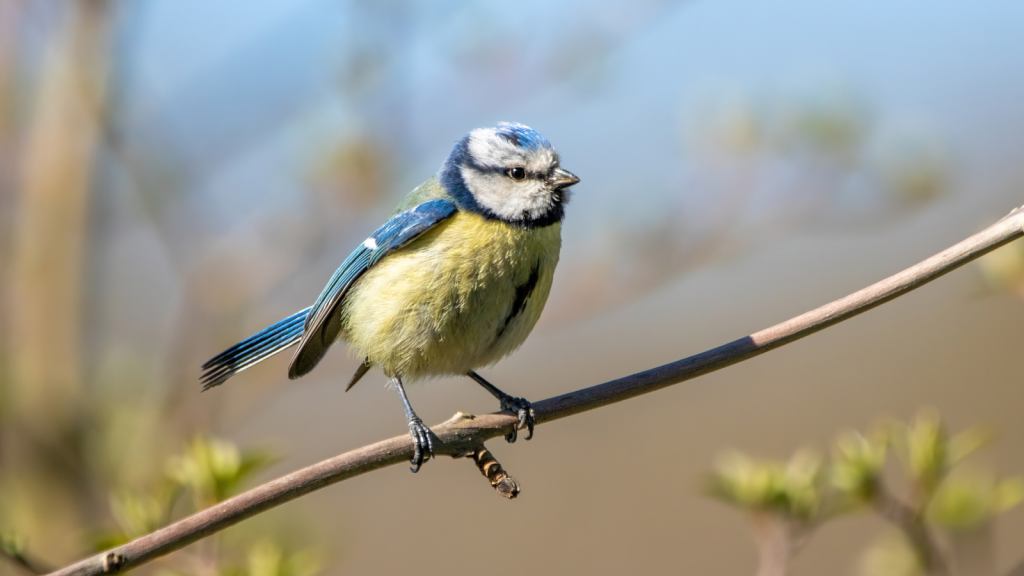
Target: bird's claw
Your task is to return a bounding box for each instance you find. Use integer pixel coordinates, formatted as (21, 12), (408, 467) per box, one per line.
(499, 396), (536, 443)
(407, 417), (435, 472)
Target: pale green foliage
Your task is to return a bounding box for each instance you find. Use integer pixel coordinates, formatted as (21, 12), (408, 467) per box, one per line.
(708, 409), (1024, 576)
(707, 449), (826, 521)
(155, 540), (322, 576)
(0, 530), (26, 561)
(85, 437), (321, 576)
(946, 426), (995, 469)
(242, 540), (322, 576)
(109, 490), (167, 539)
(167, 436), (276, 508)
(898, 410), (948, 495)
(976, 240), (1024, 298)
(0, 528), (48, 573)
(889, 410), (994, 498)
(831, 429), (887, 502)
(928, 472), (1024, 531)
(859, 535), (924, 576)
(94, 436), (276, 551)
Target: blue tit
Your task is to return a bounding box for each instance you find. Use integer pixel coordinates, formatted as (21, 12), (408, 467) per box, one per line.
(201, 122), (579, 471)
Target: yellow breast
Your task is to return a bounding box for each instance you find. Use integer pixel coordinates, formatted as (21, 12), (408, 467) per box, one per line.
(339, 211), (561, 380)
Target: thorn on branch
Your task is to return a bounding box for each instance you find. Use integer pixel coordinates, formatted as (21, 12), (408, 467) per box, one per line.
(465, 446), (520, 499)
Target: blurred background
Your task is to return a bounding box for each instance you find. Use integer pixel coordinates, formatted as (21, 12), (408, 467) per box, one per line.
(2, 1), (1024, 575)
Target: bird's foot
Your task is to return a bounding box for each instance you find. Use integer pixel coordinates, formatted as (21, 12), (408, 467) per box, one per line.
(499, 396), (536, 443)
(407, 416), (435, 473)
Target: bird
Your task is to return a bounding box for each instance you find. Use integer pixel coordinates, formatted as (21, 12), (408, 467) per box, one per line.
(200, 122), (580, 472)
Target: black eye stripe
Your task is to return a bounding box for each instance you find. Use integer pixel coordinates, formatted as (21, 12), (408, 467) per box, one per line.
(466, 162), (545, 181)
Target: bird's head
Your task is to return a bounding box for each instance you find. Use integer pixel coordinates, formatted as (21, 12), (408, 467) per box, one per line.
(440, 122), (580, 228)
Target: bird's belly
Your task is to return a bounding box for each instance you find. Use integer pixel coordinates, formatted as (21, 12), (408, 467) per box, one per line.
(339, 212), (561, 380)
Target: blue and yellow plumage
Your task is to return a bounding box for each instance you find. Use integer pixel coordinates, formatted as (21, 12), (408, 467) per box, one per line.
(201, 123), (579, 471)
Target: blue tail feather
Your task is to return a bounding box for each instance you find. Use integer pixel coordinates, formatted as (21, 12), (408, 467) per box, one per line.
(202, 309), (308, 369)
(201, 307), (311, 390)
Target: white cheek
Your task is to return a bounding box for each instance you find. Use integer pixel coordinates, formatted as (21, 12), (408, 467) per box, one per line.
(461, 168), (554, 221)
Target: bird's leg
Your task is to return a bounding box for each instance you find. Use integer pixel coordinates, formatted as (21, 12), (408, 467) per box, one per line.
(393, 377), (434, 472)
(467, 371), (535, 443)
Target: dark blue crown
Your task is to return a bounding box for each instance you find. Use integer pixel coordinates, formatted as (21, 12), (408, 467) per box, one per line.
(495, 122), (552, 151)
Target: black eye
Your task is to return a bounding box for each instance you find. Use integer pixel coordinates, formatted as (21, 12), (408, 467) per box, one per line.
(506, 167), (526, 181)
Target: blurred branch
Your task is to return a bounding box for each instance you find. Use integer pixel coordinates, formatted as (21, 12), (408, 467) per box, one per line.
(9, 0), (110, 427)
(1006, 558), (1024, 576)
(873, 483), (948, 575)
(750, 513), (801, 576)
(46, 205), (1024, 576)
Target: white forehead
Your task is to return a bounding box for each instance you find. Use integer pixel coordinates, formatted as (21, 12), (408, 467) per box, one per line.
(467, 128), (557, 173)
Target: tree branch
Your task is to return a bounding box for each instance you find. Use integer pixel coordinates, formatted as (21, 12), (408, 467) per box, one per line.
(47, 206), (1024, 576)
(750, 513), (801, 576)
(873, 482), (948, 575)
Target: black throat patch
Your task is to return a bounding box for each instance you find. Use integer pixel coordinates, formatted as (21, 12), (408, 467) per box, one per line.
(496, 261), (541, 340)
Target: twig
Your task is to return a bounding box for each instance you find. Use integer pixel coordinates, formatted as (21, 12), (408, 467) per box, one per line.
(873, 483), (948, 575)
(463, 441), (521, 499)
(1004, 556), (1024, 576)
(46, 206), (1024, 576)
(750, 513), (798, 576)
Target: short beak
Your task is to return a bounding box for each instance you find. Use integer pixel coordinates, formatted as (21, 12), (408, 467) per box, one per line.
(548, 167), (580, 189)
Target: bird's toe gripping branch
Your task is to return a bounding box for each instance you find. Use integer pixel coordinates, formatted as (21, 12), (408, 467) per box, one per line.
(465, 372), (536, 443)
(463, 445), (520, 499)
(407, 417), (435, 473)
(499, 396), (536, 443)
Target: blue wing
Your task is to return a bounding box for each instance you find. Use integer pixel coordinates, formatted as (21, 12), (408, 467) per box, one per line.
(200, 198), (458, 388)
(287, 198), (458, 378)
